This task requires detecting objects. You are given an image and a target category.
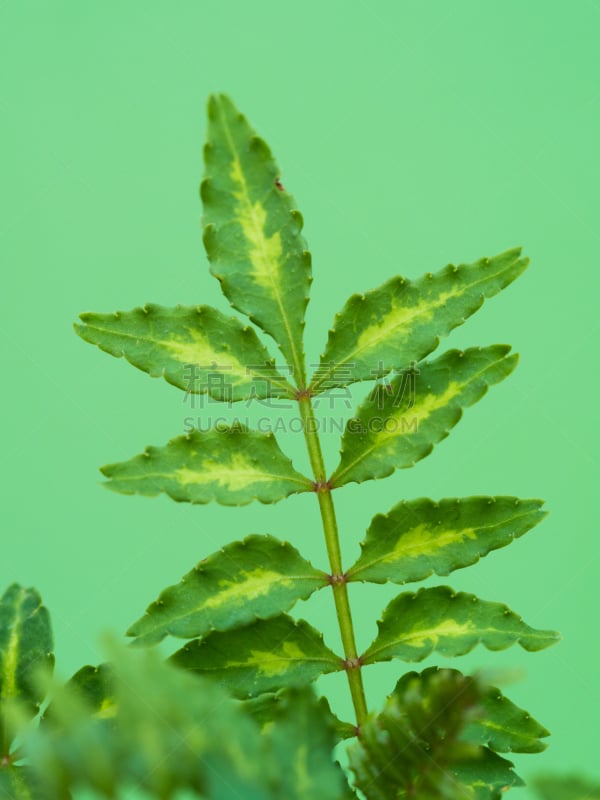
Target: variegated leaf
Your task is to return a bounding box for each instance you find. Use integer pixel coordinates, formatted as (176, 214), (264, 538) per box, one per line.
(0, 585), (54, 752)
(310, 247), (527, 392)
(170, 615), (342, 698)
(127, 535), (327, 645)
(331, 345), (517, 488)
(347, 497), (547, 585)
(101, 425), (312, 506)
(203, 94), (311, 384)
(393, 668), (550, 754)
(75, 304), (293, 401)
(361, 586), (559, 665)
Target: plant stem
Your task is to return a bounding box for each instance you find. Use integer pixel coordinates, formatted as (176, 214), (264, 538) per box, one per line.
(297, 395), (368, 727)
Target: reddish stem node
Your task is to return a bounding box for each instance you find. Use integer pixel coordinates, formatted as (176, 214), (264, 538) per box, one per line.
(312, 479), (333, 493)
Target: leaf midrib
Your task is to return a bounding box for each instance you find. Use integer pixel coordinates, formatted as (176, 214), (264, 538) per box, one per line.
(108, 469), (311, 489)
(216, 101), (305, 386)
(79, 321), (294, 397)
(0, 587), (26, 703)
(365, 623), (552, 662)
(350, 508), (540, 578)
(134, 572), (326, 637)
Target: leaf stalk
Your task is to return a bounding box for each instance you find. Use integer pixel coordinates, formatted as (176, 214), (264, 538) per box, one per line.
(298, 396), (368, 726)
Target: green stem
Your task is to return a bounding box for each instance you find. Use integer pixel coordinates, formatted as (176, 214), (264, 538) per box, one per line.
(298, 395), (368, 727)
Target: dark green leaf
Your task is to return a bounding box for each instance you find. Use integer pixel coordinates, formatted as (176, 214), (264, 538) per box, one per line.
(101, 425), (312, 505)
(127, 535), (327, 645)
(362, 586), (559, 665)
(203, 94), (312, 384)
(465, 687), (550, 754)
(0, 585), (54, 751)
(75, 304), (293, 400)
(452, 748), (524, 799)
(311, 247), (528, 392)
(393, 668), (550, 754)
(331, 345), (518, 487)
(349, 667), (520, 800)
(170, 614), (342, 698)
(347, 496), (547, 585)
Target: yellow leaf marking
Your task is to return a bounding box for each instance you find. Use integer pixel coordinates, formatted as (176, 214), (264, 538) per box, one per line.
(401, 618), (475, 649)
(231, 160), (285, 291)
(377, 381), (461, 445)
(203, 640), (337, 679)
(176, 460), (261, 492)
(202, 569), (294, 611)
(249, 641), (308, 677)
(0, 587), (26, 702)
(164, 331), (248, 382)
(96, 698), (117, 720)
(175, 453), (301, 492)
(216, 106), (304, 379)
(354, 288), (460, 357)
(376, 524), (477, 569)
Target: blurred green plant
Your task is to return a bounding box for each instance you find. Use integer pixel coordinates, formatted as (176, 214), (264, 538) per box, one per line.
(2, 95), (560, 798)
(532, 776), (600, 800)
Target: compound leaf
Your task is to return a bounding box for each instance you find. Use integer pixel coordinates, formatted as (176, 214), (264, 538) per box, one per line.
(170, 614), (342, 698)
(0, 585), (54, 752)
(101, 425), (312, 506)
(127, 535), (327, 645)
(75, 304), (293, 401)
(393, 668), (550, 754)
(347, 497), (547, 585)
(331, 345), (517, 488)
(203, 94), (311, 384)
(362, 586), (559, 665)
(311, 247), (527, 392)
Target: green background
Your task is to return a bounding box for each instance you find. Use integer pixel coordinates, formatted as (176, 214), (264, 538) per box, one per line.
(1, 1), (598, 794)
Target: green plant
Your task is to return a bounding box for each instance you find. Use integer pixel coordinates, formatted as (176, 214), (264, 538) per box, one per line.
(532, 776), (600, 800)
(0, 589), (546, 800)
(1, 95), (559, 799)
